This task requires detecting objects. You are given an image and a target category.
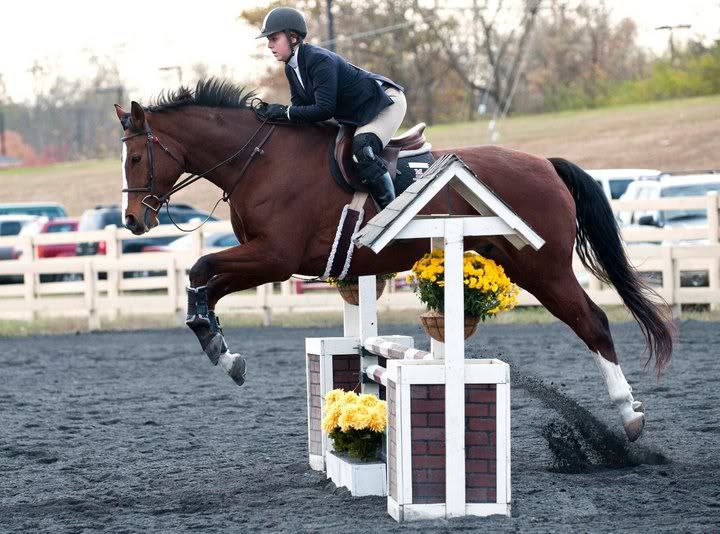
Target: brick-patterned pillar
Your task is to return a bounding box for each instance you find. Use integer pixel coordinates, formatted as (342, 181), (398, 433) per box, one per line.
(333, 354), (361, 391)
(306, 337), (362, 471)
(387, 381), (398, 501)
(465, 384), (497, 502)
(307, 353), (323, 463)
(410, 384), (446, 504)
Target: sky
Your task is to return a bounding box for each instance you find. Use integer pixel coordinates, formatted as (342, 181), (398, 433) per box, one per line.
(2, 0), (719, 104)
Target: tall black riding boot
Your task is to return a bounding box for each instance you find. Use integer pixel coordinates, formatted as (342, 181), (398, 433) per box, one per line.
(365, 171), (396, 211)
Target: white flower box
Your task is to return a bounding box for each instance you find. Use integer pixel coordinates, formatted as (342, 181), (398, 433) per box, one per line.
(325, 450), (387, 497)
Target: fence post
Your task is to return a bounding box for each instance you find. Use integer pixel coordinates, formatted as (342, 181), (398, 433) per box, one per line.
(666, 247), (681, 320)
(167, 256), (182, 323)
(191, 230), (203, 257)
(105, 225), (120, 321)
(258, 284), (272, 326)
(707, 192), (719, 311)
(21, 234), (36, 321)
(84, 259), (100, 330)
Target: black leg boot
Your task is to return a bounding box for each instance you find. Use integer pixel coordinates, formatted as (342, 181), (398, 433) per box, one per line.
(365, 171), (396, 211)
(185, 286), (227, 365)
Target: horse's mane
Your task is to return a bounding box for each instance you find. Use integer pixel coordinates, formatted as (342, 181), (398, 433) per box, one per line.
(145, 77), (258, 113)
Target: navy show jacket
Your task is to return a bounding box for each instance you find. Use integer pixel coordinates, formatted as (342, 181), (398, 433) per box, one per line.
(286, 43), (404, 126)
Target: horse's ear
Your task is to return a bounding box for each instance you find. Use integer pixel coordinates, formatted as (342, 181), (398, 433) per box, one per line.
(130, 101), (146, 130)
(114, 104), (127, 122)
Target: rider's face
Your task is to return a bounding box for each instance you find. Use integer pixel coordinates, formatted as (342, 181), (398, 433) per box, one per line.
(267, 32), (296, 62)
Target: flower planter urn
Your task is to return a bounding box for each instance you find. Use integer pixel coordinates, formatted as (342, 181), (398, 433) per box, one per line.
(419, 310), (480, 342)
(325, 450), (387, 497)
(336, 279), (387, 306)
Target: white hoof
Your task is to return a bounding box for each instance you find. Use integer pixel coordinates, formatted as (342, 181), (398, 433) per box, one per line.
(218, 352), (247, 386)
(632, 400), (643, 413)
(623, 411), (645, 442)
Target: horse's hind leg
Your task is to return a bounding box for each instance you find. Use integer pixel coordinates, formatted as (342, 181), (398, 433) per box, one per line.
(529, 271), (646, 441)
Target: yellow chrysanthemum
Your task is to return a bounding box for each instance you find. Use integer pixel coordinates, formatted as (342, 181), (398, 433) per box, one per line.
(325, 389), (346, 405)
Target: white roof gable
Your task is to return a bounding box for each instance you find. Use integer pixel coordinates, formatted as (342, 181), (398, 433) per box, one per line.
(354, 153), (544, 253)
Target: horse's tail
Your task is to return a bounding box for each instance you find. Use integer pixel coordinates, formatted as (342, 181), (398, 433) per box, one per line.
(549, 157), (674, 377)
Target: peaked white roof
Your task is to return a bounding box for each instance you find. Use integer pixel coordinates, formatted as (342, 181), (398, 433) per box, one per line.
(354, 153), (545, 253)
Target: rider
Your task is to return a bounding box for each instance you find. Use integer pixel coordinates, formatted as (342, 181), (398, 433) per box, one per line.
(258, 7), (406, 210)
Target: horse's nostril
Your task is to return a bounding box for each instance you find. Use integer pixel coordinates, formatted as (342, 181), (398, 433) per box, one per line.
(125, 214), (137, 229)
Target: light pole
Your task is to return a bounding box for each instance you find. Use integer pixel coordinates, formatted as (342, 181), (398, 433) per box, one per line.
(96, 86), (125, 105)
(0, 111), (5, 156)
(159, 65), (183, 86)
(326, 0), (336, 52)
(655, 24), (692, 63)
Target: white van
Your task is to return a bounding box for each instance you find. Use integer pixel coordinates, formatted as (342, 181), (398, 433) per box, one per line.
(637, 174), (720, 233)
(587, 169), (662, 201)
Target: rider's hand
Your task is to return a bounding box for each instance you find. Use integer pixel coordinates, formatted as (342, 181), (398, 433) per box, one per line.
(264, 103), (289, 120)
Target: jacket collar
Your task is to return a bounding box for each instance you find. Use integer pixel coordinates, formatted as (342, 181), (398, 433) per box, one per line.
(287, 43), (303, 69)
(287, 48), (299, 69)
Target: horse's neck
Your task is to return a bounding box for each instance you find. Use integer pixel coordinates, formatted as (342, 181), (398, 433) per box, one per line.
(154, 108), (262, 191)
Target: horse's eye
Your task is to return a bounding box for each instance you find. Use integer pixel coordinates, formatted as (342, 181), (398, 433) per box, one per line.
(131, 155), (142, 164)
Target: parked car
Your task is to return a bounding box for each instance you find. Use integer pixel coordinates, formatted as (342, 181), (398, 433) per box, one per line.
(631, 173), (720, 287)
(637, 174), (720, 235)
(0, 215), (39, 260)
(587, 169), (662, 201)
(76, 204), (220, 256)
(617, 179), (661, 225)
(0, 202), (67, 219)
(14, 217), (79, 259)
(141, 232), (240, 252)
(0, 215), (38, 284)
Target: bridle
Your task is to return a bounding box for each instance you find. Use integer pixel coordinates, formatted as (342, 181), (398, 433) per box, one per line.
(121, 110), (276, 231)
(121, 127), (185, 215)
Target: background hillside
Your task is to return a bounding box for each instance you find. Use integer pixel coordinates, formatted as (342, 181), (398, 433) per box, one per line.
(1, 95), (718, 217)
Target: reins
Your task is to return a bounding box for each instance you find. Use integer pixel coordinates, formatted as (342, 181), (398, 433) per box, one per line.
(121, 101), (279, 233)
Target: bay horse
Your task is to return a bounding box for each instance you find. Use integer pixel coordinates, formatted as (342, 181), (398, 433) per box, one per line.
(115, 79), (673, 442)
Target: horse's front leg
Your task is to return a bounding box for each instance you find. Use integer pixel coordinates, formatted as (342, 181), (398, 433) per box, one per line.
(185, 240), (296, 386)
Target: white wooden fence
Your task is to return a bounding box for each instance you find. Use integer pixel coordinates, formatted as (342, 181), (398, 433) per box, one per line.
(0, 193), (718, 328)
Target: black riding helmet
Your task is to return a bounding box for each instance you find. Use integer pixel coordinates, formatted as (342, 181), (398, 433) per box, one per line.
(256, 7), (308, 39)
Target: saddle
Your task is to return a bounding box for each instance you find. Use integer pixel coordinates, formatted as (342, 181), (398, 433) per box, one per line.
(331, 123), (430, 193)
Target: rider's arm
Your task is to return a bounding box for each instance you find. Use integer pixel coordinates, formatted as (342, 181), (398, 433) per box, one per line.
(287, 56), (337, 123)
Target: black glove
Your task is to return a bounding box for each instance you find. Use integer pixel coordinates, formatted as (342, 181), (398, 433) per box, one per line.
(264, 103), (288, 121)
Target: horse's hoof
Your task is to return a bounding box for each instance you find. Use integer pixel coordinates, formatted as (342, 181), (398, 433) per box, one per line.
(203, 334), (228, 366)
(218, 352), (246, 386)
(623, 412), (645, 442)
(632, 400), (643, 413)
(227, 354), (246, 386)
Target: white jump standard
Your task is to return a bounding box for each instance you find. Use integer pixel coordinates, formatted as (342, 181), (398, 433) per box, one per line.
(304, 154), (545, 522)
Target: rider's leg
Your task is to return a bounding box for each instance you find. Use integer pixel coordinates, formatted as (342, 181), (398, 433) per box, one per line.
(353, 87), (407, 211)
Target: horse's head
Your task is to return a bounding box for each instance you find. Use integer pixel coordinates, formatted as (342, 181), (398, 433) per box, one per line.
(115, 102), (185, 235)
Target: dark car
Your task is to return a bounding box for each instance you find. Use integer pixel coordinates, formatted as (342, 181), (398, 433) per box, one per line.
(0, 202), (67, 219)
(76, 204), (219, 256)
